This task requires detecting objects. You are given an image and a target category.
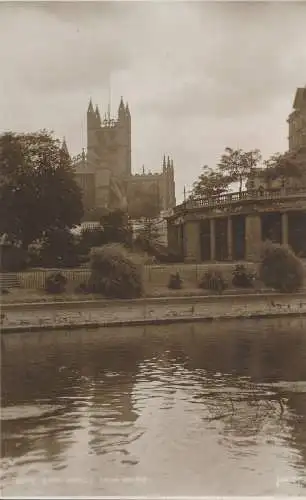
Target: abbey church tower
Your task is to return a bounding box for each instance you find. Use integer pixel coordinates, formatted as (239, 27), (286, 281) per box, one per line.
(73, 97), (176, 217)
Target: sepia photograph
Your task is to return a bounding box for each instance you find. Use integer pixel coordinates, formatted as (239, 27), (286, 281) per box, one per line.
(1, 0), (306, 497)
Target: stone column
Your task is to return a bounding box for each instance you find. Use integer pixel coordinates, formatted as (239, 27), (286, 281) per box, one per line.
(167, 221), (179, 253)
(281, 212), (289, 246)
(210, 218), (216, 261)
(227, 216), (233, 260)
(245, 214), (262, 261)
(184, 220), (201, 263)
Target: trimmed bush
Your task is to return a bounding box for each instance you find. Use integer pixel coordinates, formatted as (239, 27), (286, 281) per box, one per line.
(74, 282), (90, 294)
(88, 243), (143, 299)
(232, 264), (255, 288)
(168, 272), (183, 290)
(259, 242), (304, 293)
(45, 272), (67, 294)
(199, 270), (228, 294)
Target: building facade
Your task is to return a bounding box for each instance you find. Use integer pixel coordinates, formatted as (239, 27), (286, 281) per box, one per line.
(167, 86), (306, 262)
(167, 189), (306, 262)
(73, 98), (176, 218)
(246, 86), (306, 192)
(288, 86), (306, 153)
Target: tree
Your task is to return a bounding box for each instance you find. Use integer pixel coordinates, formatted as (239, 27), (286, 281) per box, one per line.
(191, 165), (230, 199)
(136, 219), (160, 249)
(100, 209), (133, 247)
(0, 131), (83, 249)
(38, 229), (80, 268)
(263, 151), (304, 187)
(217, 147), (262, 194)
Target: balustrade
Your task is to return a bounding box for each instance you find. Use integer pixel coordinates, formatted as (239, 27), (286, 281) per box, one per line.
(173, 187), (306, 214)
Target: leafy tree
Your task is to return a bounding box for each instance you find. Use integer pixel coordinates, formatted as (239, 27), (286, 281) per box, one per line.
(217, 147), (262, 193)
(135, 218), (161, 251)
(263, 151), (304, 187)
(79, 228), (105, 254)
(100, 209), (133, 247)
(0, 131), (83, 249)
(191, 165), (230, 199)
(83, 206), (109, 222)
(38, 229), (81, 268)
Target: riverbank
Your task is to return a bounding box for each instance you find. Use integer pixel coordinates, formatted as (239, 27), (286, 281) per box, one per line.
(1, 291), (306, 333)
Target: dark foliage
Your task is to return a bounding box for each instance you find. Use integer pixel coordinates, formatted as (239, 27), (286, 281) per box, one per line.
(45, 272), (67, 294)
(100, 210), (133, 247)
(168, 272), (183, 290)
(0, 243), (27, 271)
(134, 237), (182, 263)
(0, 131), (83, 249)
(74, 282), (90, 294)
(30, 229), (81, 268)
(259, 242), (304, 293)
(232, 264), (255, 288)
(218, 147), (262, 193)
(192, 165), (230, 199)
(78, 228), (105, 254)
(88, 244), (143, 299)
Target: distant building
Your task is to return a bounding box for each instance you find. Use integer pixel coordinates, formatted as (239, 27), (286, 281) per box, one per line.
(72, 98), (176, 219)
(288, 85), (306, 154)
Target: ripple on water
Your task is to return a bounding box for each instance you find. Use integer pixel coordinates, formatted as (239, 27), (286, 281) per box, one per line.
(2, 319), (306, 496)
(1, 404), (64, 421)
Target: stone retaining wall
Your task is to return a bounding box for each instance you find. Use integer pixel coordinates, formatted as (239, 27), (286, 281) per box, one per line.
(1, 292), (306, 333)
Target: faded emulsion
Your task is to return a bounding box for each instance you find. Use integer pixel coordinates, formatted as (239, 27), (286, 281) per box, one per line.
(1, 1), (306, 497)
(1, 318), (306, 496)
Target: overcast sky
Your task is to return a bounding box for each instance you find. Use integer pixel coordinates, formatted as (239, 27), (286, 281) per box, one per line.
(1, 1), (305, 201)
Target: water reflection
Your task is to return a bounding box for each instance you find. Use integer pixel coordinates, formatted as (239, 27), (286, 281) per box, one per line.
(1, 318), (306, 495)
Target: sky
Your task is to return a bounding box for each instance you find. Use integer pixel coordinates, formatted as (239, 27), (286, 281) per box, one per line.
(1, 1), (305, 202)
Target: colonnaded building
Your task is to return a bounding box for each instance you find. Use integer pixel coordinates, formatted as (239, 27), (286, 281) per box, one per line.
(167, 85), (306, 262)
(72, 98), (176, 219)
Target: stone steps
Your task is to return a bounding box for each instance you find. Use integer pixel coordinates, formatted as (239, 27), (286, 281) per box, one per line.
(0, 273), (21, 289)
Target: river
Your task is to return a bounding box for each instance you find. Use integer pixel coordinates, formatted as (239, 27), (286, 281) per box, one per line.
(1, 317), (306, 496)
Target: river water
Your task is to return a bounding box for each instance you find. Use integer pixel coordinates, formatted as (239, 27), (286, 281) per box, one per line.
(1, 317), (306, 496)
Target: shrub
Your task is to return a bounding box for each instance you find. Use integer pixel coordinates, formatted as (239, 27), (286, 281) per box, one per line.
(79, 228), (105, 254)
(232, 264), (256, 288)
(259, 242), (304, 293)
(0, 244), (27, 271)
(74, 282), (90, 294)
(134, 238), (182, 263)
(29, 229), (81, 268)
(168, 272), (183, 290)
(199, 270), (228, 294)
(45, 272), (67, 294)
(88, 243), (143, 299)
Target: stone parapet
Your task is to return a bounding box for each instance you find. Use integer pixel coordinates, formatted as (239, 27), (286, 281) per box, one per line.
(2, 292), (306, 333)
